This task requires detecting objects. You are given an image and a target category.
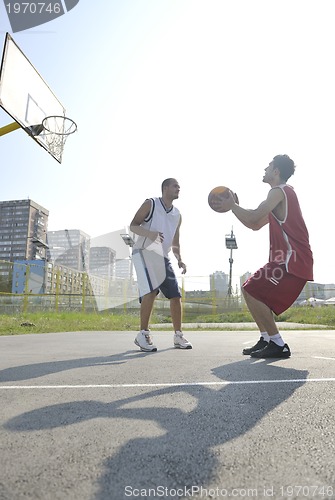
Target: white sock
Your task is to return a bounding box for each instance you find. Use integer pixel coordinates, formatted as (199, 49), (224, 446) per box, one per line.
(269, 333), (285, 346)
(261, 332), (270, 342)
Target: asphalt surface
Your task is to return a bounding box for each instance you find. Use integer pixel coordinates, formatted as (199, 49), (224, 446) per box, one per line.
(1, 329), (335, 500)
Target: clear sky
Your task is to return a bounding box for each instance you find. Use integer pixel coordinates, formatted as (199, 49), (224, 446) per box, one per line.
(1, 0), (334, 291)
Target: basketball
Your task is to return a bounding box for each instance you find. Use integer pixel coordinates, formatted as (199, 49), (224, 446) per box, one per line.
(208, 186), (232, 213)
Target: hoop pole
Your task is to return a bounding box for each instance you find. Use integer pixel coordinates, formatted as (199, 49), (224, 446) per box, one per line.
(0, 121), (21, 137)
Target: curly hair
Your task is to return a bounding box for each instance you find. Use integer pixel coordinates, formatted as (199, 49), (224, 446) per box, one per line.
(272, 155), (296, 182)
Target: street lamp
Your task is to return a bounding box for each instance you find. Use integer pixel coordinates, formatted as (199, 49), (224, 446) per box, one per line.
(26, 236), (49, 293)
(30, 237), (49, 249)
(225, 228), (237, 297)
(27, 236), (49, 260)
(120, 233), (135, 281)
(120, 234), (135, 247)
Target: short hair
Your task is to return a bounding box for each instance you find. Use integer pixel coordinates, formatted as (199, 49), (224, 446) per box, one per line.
(272, 154), (296, 182)
(161, 178), (176, 193)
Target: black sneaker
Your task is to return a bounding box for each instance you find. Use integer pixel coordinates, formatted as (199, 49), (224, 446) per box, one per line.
(242, 337), (268, 355)
(250, 340), (291, 359)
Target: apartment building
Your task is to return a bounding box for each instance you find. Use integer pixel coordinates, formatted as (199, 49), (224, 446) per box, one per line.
(0, 199), (49, 291)
(0, 199), (49, 261)
(46, 229), (90, 272)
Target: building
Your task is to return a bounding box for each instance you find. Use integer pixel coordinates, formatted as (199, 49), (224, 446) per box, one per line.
(0, 199), (49, 292)
(12, 259), (46, 294)
(89, 246), (116, 279)
(46, 229), (90, 272)
(115, 258), (132, 280)
(210, 271), (229, 296)
(0, 199), (49, 261)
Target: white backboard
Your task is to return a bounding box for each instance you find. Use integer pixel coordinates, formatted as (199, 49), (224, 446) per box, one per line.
(0, 33), (66, 163)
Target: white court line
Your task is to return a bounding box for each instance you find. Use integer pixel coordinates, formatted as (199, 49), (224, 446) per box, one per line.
(313, 356), (335, 361)
(1, 378), (335, 389)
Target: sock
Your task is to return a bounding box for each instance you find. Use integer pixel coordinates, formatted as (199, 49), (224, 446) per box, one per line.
(261, 332), (270, 342)
(269, 333), (285, 346)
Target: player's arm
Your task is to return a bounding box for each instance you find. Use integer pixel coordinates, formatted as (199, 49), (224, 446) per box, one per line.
(172, 217), (186, 274)
(130, 200), (163, 242)
(231, 188), (285, 231)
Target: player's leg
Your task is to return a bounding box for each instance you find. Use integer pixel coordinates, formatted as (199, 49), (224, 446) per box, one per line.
(170, 296), (182, 332)
(242, 288), (278, 335)
(242, 263), (288, 357)
(241, 287), (273, 354)
(159, 259), (192, 349)
(132, 249), (163, 352)
(140, 290), (157, 331)
(134, 290), (158, 352)
(243, 264), (306, 358)
(246, 288), (290, 358)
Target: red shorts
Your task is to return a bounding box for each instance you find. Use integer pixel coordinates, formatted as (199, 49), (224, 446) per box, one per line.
(242, 262), (307, 315)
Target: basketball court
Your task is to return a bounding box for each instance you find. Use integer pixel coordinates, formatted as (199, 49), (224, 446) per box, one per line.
(1, 329), (335, 499)
(0, 29), (334, 500)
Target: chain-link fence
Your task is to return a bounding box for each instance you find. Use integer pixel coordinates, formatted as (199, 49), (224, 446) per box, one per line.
(0, 260), (328, 316)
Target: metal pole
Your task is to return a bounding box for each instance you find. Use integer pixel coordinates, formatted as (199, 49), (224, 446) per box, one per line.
(0, 122), (21, 136)
(228, 248), (233, 296)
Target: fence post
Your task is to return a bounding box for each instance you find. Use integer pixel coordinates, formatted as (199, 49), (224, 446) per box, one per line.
(210, 274), (217, 315)
(123, 278), (128, 314)
(23, 263), (30, 313)
(55, 269), (60, 312)
(82, 273), (86, 312)
(181, 276), (185, 320)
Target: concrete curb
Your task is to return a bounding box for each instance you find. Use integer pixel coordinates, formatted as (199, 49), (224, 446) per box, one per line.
(151, 322), (329, 330)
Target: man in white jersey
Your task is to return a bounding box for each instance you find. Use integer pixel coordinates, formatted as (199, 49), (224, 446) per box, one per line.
(130, 178), (192, 352)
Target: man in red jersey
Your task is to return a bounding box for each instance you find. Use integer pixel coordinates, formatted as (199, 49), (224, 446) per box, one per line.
(224, 155), (313, 358)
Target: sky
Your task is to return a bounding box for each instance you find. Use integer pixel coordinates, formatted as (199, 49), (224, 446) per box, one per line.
(1, 0), (334, 292)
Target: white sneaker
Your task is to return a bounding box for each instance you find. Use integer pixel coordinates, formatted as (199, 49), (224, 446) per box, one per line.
(174, 331), (192, 349)
(134, 330), (157, 352)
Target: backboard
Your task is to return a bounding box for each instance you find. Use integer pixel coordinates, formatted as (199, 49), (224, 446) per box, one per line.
(0, 33), (69, 163)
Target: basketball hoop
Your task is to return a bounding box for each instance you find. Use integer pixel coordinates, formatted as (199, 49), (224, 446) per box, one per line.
(41, 115), (77, 161)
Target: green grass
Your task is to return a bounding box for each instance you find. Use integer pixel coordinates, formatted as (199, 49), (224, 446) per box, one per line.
(188, 306), (335, 328)
(277, 306), (335, 327)
(0, 311), (143, 335)
(0, 306), (335, 336)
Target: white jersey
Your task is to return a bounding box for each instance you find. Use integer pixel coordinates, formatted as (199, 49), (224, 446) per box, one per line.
(134, 197), (181, 258)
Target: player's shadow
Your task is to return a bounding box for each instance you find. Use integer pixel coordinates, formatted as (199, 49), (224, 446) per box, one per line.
(4, 359), (308, 498)
(0, 349), (165, 382)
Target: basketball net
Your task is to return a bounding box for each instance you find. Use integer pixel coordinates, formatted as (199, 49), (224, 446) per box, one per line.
(42, 116), (77, 161)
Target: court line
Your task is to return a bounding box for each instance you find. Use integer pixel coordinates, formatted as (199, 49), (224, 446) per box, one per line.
(1, 378), (335, 389)
(313, 356), (335, 361)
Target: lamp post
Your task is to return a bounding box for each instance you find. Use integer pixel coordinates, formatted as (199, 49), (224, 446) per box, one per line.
(120, 233), (135, 281)
(26, 236), (49, 294)
(27, 236), (49, 259)
(225, 228), (237, 297)
(120, 233), (136, 312)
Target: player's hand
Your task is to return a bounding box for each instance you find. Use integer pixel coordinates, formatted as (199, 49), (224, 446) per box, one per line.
(228, 190), (239, 206)
(232, 192), (239, 204)
(149, 231), (164, 242)
(178, 260), (187, 274)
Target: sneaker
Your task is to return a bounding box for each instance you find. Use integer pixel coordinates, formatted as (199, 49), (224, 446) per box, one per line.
(134, 330), (157, 352)
(250, 340), (291, 359)
(174, 331), (192, 349)
(242, 337), (268, 355)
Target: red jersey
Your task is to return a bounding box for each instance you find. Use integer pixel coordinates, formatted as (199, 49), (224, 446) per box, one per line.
(268, 184), (313, 280)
